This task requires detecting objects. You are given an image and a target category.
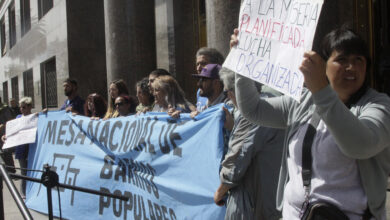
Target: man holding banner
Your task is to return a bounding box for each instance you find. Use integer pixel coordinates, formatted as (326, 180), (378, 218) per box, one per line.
(60, 78), (85, 115)
(194, 47), (225, 112)
(192, 64), (230, 113)
(226, 0), (390, 219)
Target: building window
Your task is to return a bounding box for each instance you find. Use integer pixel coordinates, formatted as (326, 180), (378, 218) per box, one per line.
(38, 0), (53, 20)
(0, 17), (6, 56)
(41, 57), (57, 108)
(2, 81), (8, 104)
(20, 0), (31, 36)
(11, 76), (19, 102)
(8, 2), (16, 48)
(23, 69), (34, 106)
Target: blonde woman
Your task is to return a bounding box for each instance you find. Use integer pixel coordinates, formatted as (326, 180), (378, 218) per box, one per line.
(151, 75), (195, 117)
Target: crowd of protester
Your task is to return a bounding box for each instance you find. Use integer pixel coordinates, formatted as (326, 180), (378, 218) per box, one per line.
(0, 25), (389, 220)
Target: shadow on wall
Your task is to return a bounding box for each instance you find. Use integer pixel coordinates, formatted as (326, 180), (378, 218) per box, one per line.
(5, 16), (67, 79)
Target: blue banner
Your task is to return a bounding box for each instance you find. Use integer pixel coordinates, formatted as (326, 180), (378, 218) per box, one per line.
(26, 105), (226, 220)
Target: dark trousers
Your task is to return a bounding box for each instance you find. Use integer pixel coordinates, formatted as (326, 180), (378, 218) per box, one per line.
(1, 150), (15, 174)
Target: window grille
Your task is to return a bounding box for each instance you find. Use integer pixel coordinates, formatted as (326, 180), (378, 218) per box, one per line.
(2, 81), (8, 104)
(40, 57), (57, 108)
(23, 69), (34, 107)
(11, 76), (18, 102)
(0, 17), (6, 56)
(8, 2), (16, 48)
(20, 0), (31, 36)
(38, 0), (53, 20)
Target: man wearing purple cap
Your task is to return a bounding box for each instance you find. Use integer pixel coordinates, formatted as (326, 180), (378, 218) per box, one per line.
(192, 64), (229, 114)
(191, 64), (233, 160)
(194, 47), (225, 111)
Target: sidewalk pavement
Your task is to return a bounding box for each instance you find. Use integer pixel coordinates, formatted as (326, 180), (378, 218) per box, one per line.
(3, 178), (56, 220)
(3, 157), (60, 220)
(2, 161), (390, 219)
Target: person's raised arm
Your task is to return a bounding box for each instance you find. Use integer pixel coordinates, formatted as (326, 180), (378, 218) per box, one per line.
(300, 50), (390, 159)
(231, 29), (289, 129)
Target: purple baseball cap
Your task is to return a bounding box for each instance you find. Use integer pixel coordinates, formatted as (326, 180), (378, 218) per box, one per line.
(192, 64), (221, 79)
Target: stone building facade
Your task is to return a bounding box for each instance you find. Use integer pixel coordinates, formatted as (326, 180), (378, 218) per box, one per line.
(0, 0), (106, 110)
(0, 0), (388, 111)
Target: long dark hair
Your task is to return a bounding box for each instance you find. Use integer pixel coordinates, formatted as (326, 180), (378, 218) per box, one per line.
(136, 77), (154, 105)
(104, 79), (129, 119)
(84, 93), (107, 118)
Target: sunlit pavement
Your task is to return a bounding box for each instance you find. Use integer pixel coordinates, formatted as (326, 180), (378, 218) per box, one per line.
(3, 163), (390, 220)
(3, 179), (56, 220)
(3, 158), (60, 220)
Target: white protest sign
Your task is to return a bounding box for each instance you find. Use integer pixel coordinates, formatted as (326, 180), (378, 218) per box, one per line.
(3, 113), (38, 149)
(224, 0), (324, 101)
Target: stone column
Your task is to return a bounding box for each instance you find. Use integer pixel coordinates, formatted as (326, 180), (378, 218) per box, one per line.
(206, 0), (241, 58)
(154, 0), (201, 102)
(155, 0), (175, 72)
(104, 0), (156, 91)
(171, 0), (202, 102)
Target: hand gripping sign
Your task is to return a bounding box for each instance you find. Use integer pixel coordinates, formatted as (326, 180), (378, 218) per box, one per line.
(224, 0), (324, 101)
